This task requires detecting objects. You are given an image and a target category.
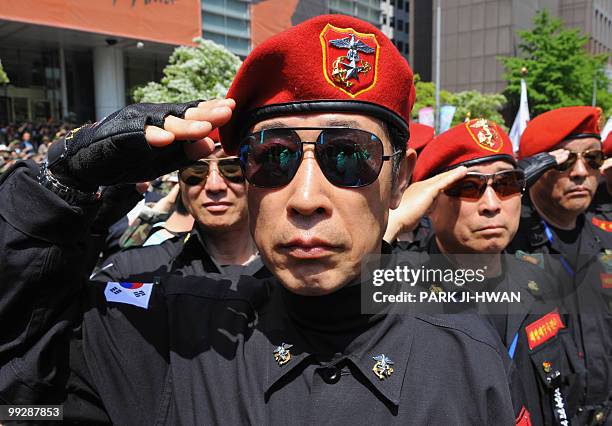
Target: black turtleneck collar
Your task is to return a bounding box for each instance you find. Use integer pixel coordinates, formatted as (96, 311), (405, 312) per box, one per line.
(270, 241), (393, 354)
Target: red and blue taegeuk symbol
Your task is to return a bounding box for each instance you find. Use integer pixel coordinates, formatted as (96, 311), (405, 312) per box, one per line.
(119, 282), (144, 290)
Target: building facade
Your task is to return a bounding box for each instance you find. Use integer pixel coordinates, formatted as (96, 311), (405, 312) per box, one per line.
(433, 0), (612, 93)
(0, 1), (200, 124)
(381, 0), (411, 60)
(202, 0), (251, 57)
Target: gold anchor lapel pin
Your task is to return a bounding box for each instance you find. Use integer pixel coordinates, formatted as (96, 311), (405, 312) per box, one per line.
(527, 280), (539, 294)
(273, 343), (293, 366)
(372, 354), (394, 380)
(430, 284), (442, 294)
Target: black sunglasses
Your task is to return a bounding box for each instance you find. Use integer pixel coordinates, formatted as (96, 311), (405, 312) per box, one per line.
(555, 149), (604, 172)
(238, 127), (402, 188)
(179, 157), (244, 185)
(444, 170), (526, 200)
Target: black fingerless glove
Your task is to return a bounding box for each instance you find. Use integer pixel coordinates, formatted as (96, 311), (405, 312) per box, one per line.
(518, 152), (557, 189)
(48, 101), (202, 191)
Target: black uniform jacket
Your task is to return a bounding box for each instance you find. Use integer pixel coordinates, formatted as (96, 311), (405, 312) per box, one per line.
(588, 182), (612, 223)
(395, 236), (587, 426)
(508, 196), (612, 424)
(91, 225), (270, 286)
(0, 162), (517, 424)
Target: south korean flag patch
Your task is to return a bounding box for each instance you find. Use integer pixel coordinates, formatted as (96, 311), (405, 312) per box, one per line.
(104, 282), (154, 309)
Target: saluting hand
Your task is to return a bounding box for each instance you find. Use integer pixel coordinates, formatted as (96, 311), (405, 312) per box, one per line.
(48, 99), (235, 191)
(548, 148), (570, 166)
(600, 157), (612, 174)
(384, 166), (468, 243)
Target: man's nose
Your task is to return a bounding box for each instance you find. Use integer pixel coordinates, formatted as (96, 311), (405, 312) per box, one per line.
(479, 184), (502, 216)
(569, 154), (589, 179)
(285, 146), (333, 218)
(204, 163), (228, 193)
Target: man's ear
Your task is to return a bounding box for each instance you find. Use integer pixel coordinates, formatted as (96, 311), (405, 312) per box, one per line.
(390, 148), (416, 209)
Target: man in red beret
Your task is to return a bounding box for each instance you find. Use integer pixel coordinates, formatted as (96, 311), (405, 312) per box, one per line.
(0, 15), (519, 424)
(589, 131), (612, 223)
(387, 118), (586, 425)
(90, 129), (267, 288)
(509, 106), (612, 424)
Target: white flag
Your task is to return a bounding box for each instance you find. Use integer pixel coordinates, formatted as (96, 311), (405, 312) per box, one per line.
(601, 115), (612, 141)
(509, 79), (530, 153)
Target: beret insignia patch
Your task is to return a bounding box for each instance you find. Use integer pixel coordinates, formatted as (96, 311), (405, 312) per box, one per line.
(465, 119), (503, 153)
(320, 24), (379, 97)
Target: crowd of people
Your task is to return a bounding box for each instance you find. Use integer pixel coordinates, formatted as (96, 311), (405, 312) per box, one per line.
(1, 14), (612, 426)
(0, 120), (74, 173)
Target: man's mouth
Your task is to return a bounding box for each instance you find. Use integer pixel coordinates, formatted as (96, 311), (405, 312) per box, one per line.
(203, 201), (232, 212)
(279, 238), (341, 259)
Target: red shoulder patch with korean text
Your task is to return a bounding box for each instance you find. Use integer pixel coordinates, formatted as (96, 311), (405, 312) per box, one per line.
(516, 406), (532, 426)
(601, 273), (612, 289)
(525, 310), (565, 351)
(592, 216), (612, 232)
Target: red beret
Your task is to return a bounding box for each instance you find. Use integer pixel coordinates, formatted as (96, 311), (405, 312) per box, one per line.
(518, 106), (601, 159)
(220, 15), (415, 154)
(409, 122), (434, 153)
(412, 119), (515, 182)
(604, 132), (612, 156)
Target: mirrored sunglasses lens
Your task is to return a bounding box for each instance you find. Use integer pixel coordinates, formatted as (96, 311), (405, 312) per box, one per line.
(316, 129), (383, 187)
(240, 130), (301, 187)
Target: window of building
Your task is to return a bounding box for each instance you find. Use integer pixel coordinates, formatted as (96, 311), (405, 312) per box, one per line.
(397, 19), (403, 30)
(405, 1), (409, 12)
(404, 44), (409, 54)
(398, 0), (404, 9)
(397, 41), (403, 51)
(405, 22), (409, 33)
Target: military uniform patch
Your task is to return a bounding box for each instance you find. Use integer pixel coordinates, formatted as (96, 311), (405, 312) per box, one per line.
(515, 406), (532, 426)
(525, 310), (565, 350)
(515, 250), (545, 269)
(320, 24), (379, 97)
(104, 281), (154, 309)
(600, 273), (612, 289)
(592, 216), (612, 232)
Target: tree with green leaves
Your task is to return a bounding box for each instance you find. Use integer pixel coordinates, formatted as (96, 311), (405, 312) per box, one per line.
(133, 38), (242, 103)
(412, 74), (507, 127)
(451, 91), (506, 127)
(499, 9), (612, 117)
(0, 60), (9, 85)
